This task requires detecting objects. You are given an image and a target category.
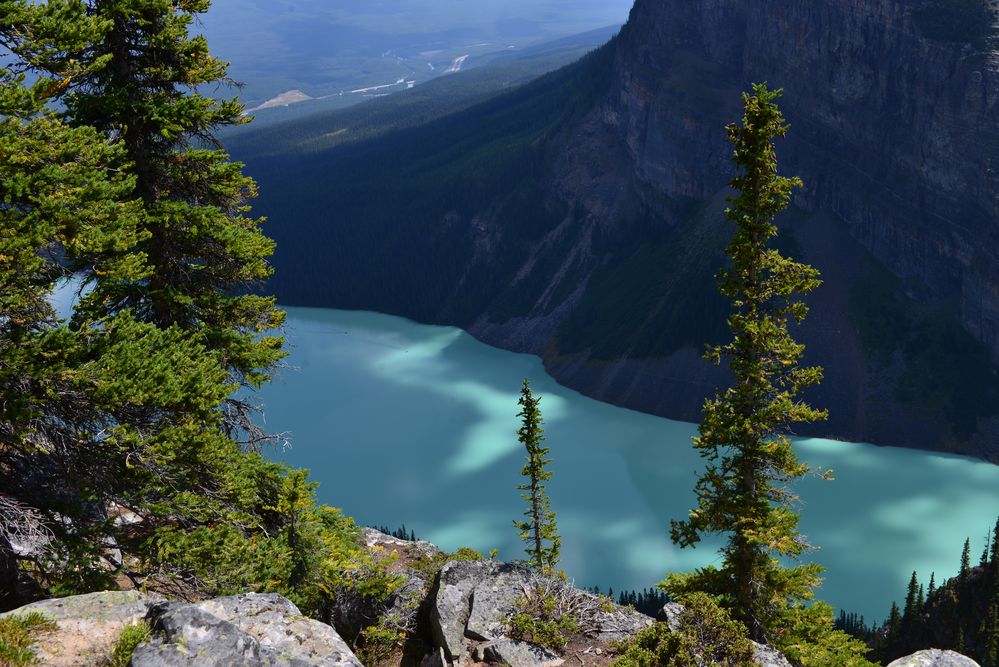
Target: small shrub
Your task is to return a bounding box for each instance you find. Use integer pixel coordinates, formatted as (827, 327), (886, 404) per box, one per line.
(777, 602), (878, 667)
(106, 621), (152, 667)
(0, 612), (56, 667)
(450, 547), (484, 561)
(611, 593), (754, 667)
(410, 551), (450, 585)
(508, 574), (616, 653)
(356, 623), (405, 666)
(510, 611), (579, 653)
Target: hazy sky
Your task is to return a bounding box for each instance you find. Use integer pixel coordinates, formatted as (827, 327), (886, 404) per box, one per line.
(203, 0), (634, 46)
(198, 0), (634, 102)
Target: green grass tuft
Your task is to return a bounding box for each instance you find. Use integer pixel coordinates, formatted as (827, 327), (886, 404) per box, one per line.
(106, 621), (152, 667)
(0, 612), (56, 667)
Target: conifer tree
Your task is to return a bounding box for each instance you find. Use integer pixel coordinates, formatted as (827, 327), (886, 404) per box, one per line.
(887, 602), (902, 642)
(991, 517), (999, 566)
(667, 83), (827, 643)
(8, 0), (285, 446)
(927, 572), (936, 599)
(0, 0), (375, 608)
(900, 571), (920, 643)
(513, 379), (560, 575)
(960, 538), (972, 588)
(984, 567), (999, 667)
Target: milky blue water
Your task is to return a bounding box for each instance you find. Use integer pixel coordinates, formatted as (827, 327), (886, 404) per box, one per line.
(249, 307), (999, 622)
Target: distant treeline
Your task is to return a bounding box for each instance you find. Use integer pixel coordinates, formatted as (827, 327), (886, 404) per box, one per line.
(835, 516), (999, 665)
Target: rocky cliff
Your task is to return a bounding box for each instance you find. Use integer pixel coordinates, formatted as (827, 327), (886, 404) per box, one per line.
(521, 0), (999, 457)
(240, 0), (999, 459)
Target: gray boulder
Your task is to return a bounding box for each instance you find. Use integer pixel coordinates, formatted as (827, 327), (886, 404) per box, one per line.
(132, 602), (305, 666)
(481, 639), (565, 667)
(193, 593), (362, 667)
(752, 641), (794, 667)
(430, 559), (505, 659)
(656, 602), (683, 631)
(0, 590), (163, 666)
(421, 647), (450, 667)
(587, 602), (652, 641)
(466, 568), (534, 641)
(887, 649), (981, 667)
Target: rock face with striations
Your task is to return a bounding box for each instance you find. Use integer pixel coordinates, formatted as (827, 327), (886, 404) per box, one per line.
(523, 0), (999, 459)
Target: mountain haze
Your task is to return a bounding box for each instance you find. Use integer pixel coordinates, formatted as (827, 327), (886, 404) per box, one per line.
(235, 0), (999, 461)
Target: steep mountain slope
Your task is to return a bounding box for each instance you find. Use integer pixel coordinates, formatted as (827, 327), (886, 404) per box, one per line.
(235, 0), (999, 460)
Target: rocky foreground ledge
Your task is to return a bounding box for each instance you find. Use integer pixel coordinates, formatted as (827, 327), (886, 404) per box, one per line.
(0, 529), (982, 666)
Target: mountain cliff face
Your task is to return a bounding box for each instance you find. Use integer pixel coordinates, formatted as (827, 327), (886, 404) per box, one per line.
(239, 0), (999, 460)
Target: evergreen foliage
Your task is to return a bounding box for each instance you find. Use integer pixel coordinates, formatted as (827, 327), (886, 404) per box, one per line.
(666, 83), (827, 642)
(0, 0), (391, 616)
(513, 379), (561, 575)
(617, 588), (671, 618)
(372, 525), (419, 542)
(872, 519), (999, 665)
(611, 593), (755, 667)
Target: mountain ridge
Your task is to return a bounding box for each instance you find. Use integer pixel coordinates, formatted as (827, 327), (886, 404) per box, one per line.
(238, 0), (999, 461)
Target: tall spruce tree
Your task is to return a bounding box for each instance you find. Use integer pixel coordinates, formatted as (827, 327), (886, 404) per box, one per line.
(0, 16), (269, 596)
(667, 83), (827, 643)
(17, 0), (285, 447)
(991, 517), (999, 565)
(0, 0), (380, 610)
(960, 538), (972, 587)
(513, 379), (560, 575)
(0, 20), (137, 596)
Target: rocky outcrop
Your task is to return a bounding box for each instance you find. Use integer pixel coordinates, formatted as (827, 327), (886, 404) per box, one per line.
(0, 590), (163, 666)
(887, 649), (982, 666)
(427, 556), (651, 665)
(752, 642), (794, 667)
(429, 560), (529, 659)
(478, 639), (564, 667)
(1, 569), (975, 666)
(1, 591), (360, 667)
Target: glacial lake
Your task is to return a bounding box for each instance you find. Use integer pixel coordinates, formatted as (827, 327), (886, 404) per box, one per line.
(251, 307), (999, 622)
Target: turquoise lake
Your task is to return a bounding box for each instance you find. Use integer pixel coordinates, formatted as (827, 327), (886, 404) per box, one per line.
(255, 306), (999, 622)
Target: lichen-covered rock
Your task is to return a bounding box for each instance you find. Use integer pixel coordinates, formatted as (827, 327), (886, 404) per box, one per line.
(588, 602), (652, 641)
(192, 593), (362, 667)
(752, 641), (794, 667)
(656, 602), (683, 631)
(481, 639), (565, 667)
(887, 649), (981, 667)
(362, 527), (443, 561)
(429, 559), (505, 659)
(466, 567), (534, 641)
(131, 602), (302, 667)
(0, 590), (163, 666)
